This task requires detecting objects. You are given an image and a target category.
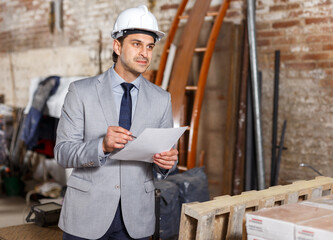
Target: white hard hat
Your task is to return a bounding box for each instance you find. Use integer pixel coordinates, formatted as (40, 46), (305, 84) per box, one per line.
(111, 5), (165, 42)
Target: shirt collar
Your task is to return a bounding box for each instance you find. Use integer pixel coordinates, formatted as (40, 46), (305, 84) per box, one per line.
(109, 66), (141, 90)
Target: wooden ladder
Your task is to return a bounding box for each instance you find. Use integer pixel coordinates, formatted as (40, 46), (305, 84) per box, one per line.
(155, 0), (231, 170)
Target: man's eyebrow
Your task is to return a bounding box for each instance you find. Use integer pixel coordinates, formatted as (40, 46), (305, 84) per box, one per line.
(131, 39), (155, 46)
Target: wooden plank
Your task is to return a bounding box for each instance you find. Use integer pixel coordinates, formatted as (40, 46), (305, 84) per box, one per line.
(168, 0), (212, 127)
(226, 204), (246, 240)
(221, 23), (242, 195)
(258, 197), (276, 209)
(213, 213), (229, 239)
(196, 213), (215, 240)
(233, 20), (249, 196)
(179, 202), (199, 240)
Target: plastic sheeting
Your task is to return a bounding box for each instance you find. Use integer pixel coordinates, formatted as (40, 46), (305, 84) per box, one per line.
(24, 76), (86, 118)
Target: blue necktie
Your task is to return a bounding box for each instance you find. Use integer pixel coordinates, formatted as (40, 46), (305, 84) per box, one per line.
(119, 83), (134, 130)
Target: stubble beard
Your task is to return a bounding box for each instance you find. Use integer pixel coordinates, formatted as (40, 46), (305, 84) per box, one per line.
(121, 56), (150, 76)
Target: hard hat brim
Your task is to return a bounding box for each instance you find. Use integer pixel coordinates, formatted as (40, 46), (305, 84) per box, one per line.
(112, 28), (165, 42)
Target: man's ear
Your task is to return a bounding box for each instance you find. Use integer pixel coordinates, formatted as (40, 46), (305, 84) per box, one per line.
(113, 39), (121, 56)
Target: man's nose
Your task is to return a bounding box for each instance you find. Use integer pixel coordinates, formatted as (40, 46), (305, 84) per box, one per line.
(139, 47), (148, 57)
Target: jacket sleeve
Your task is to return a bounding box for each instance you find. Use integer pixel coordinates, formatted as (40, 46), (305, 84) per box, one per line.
(153, 92), (178, 177)
(54, 82), (103, 168)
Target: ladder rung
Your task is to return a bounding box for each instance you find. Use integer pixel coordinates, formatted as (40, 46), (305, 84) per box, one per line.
(178, 11), (219, 20)
(194, 47), (207, 52)
(207, 11), (219, 17)
(185, 86), (198, 91)
(166, 47), (207, 53)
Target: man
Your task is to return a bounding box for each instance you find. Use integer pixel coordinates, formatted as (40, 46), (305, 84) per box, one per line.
(55, 5), (178, 240)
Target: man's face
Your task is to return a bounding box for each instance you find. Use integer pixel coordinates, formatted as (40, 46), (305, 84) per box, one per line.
(114, 33), (155, 78)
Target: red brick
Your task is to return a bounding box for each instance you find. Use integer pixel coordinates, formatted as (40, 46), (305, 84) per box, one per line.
(274, 0), (289, 3)
(317, 62), (333, 68)
(256, 22), (271, 30)
(286, 62), (316, 70)
(160, 4), (179, 11)
(257, 30), (284, 38)
(319, 79), (333, 87)
(305, 17), (332, 25)
(308, 44), (324, 52)
(273, 20), (300, 28)
(302, 53), (331, 61)
(317, 0), (333, 6)
(270, 3), (300, 11)
(288, 3), (301, 9)
(288, 10), (304, 18)
(226, 10), (241, 18)
(323, 44), (333, 51)
(325, 69), (333, 76)
(306, 35), (333, 43)
(257, 0), (265, 7)
(281, 53), (298, 61)
(257, 39), (270, 46)
(270, 5), (286, 11)
(320, 26), (333, 33)
(272, 37), (297, 45)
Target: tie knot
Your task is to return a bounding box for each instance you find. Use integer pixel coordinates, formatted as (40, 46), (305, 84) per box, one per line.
(121, 82), (134, 93)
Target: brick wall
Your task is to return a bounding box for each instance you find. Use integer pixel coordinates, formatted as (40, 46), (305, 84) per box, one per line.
(0, 0), (242, 106)
(256, 0), (333, 183)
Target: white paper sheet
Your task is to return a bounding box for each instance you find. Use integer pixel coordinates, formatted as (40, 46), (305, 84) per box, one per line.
(110, 127), (187, 162)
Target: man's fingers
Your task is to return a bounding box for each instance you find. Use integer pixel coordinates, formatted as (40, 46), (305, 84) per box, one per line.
(113, 143), (126, 149)
(153, 159), (174, 169)
(108, 126), (132, 136)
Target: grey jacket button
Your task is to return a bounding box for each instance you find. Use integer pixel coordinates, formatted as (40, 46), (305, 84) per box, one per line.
(115, 185), (120, 189)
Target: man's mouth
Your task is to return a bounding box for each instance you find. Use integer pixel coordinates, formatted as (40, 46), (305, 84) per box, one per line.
(136, 58), (148, 64)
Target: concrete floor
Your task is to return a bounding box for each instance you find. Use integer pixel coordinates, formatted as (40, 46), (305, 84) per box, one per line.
(0, 195), (30, 228)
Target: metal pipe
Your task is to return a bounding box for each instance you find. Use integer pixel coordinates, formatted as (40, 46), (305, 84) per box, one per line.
(273, 120), (287, 185)
(247, 0), (265, 190)
(299, 163), (323, 176)
(271, 50), (280, 186)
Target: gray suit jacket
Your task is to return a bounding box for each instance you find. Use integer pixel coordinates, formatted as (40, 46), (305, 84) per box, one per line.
(54, 68), (174, 239)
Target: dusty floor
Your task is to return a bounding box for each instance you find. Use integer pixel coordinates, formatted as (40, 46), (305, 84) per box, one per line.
(0, 195), (29, 228)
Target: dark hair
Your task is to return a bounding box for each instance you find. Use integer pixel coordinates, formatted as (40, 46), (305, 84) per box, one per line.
(112, 36), (125, 63)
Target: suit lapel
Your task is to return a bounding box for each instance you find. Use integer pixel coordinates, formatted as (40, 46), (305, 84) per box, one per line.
(96, 69), (118, 126)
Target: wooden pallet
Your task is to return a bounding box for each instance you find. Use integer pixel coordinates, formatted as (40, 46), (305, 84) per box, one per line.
(178, 176), (333, 240)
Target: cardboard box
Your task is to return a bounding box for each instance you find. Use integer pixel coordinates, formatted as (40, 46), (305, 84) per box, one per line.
(295, 214), (333, 240)
(301, 195), (333, 210)
(246, 203), (333, 240)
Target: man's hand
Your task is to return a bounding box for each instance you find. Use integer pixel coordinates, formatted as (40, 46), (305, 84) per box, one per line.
(102, 126), (134, 153)
(153, 148), (178, 170)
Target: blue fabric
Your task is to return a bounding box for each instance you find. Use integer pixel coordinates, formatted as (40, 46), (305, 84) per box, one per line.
(21, 76), (60, 149)
(119, 83), (134, 130)
(109, 67), (140, 119)
(62, 203), (149, 240)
